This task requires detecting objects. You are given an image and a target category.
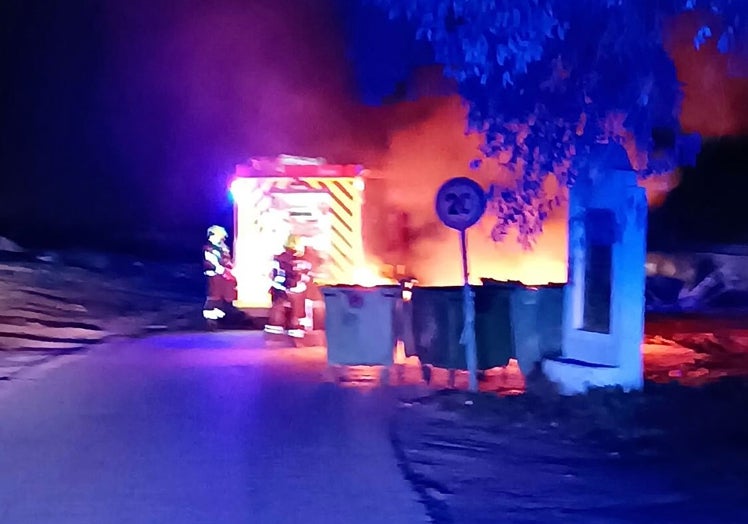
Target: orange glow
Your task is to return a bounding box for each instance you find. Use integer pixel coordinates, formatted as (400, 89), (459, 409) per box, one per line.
(352, 262), (394, 287)
(394, 340), (419, 365)
(600, 112), (683, 209)
(371, 94), (569, 287)
(666, 12), (748, 137)
(639, 170), (682, 208)
(401, 279), (416, 302)
(411, 218), (568, 286)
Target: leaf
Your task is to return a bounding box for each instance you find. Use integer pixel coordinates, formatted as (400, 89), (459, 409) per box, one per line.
(693, 25), (712, 50)
(502, 70), (514, 87)
(496, 45), (507, 65)
(372, 0), (716, 246)
(717, 32), (731, 53)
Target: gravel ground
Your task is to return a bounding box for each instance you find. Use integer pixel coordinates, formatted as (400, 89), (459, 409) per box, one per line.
(0, 252), (205, 347)
(392, 378), (748, 524)
(4, 249), (748, 524)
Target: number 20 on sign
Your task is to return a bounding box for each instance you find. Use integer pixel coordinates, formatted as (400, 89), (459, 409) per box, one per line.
(435, 176), (486, 393)
(435, 177), (487, 231)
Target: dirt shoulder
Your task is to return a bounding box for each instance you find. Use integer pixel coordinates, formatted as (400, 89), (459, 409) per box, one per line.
(392, 381), (748, 524)
(0, 251), (203, 378)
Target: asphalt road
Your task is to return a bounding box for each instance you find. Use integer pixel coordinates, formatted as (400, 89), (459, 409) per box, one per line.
(0, 332), (427, 524)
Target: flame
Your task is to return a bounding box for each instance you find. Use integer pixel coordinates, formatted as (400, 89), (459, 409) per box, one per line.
(352, 263), (394, 287)
(368, 94), (569, 287)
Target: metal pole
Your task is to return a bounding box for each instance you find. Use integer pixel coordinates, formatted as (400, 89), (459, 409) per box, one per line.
(459, 229), (478, 392)
(460, 229), (469, 283)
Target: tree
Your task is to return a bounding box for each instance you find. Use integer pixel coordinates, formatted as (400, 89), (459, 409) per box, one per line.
(369, 0), (744, 245)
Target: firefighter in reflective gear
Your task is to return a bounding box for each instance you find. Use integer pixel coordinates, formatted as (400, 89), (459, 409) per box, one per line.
(265, 235), (310, 338)
(203, 225), (237, 323)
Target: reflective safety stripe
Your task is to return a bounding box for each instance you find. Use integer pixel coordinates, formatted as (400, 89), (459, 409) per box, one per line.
(203, 308), (226, 320)
(204, 250), (225, 274)
(287, 329), (305, 339)
(205, 250), (221, 265)
(264, 325), (284, 334)
(232, 176), (363, 284)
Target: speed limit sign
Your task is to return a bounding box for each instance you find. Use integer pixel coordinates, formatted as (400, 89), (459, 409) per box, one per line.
(434, 176), (486, 393)
(435, 177), (487, 231)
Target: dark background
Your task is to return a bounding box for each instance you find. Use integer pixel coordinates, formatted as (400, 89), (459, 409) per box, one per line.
(1, 0), (746, 258)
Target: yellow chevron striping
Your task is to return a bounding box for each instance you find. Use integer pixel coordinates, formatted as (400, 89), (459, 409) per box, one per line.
(234, 176), (364, 295)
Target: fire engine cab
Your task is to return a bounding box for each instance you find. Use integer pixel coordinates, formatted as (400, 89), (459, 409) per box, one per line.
(229, 155), (376, 323)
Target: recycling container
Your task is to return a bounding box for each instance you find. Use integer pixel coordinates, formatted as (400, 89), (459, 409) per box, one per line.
(410, 285), (513, 370)
(321, 285), (400, 366)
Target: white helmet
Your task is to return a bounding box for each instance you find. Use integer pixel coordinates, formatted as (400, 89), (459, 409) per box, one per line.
(207, 225), (228, 240)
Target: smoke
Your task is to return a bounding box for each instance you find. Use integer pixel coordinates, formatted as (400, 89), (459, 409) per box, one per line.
(97, 0), (570, 283)
(666, 12), (748, 137)
(98, 0), (592, 285)
(371, 92), (568, 286)
(628, 12), (748, 209)
(96, 0), (744, 262)
(99, 0), (387, 229)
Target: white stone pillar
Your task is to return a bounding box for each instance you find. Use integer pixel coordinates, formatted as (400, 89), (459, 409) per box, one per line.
(543, 144), (648, 394)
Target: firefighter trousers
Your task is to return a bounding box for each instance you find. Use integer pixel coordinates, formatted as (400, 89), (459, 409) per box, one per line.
(203, 275), (236, 320)
(266, 289), (304, 332)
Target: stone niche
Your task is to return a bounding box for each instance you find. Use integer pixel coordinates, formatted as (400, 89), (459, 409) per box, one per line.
(543, 144), (648, 394)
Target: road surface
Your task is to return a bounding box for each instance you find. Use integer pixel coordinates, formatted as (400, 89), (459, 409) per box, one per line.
(0, 332), (428, 524)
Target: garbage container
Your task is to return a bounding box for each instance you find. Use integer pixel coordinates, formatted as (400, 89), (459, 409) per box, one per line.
(321, 285), (400, 366)
(537, 284), (564, 357)
(410, 286), (513, 370)
(504, 282), (564, 375)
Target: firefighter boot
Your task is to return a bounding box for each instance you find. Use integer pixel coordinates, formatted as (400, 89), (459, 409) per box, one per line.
(285, 291), (305, 339)
(264, 295), (288, 335)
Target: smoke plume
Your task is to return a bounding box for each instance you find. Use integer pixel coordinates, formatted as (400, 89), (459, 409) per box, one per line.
(372, 92), (568, 286)
(666, 12), (748, 136)
(96, 0), (745, 264)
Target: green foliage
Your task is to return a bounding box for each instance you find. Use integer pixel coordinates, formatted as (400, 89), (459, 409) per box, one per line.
(370, 0), (743, 243)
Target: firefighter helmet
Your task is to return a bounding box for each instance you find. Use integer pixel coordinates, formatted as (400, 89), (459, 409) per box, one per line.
(284, 234), (301, 252)
(207, 225), (228, 240)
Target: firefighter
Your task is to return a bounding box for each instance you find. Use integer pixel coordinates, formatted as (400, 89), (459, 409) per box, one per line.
(203, 225), (237, 326)
(265, 234), (309, 338)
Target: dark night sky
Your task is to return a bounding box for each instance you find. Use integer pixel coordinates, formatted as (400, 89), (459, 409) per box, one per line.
(0, 0), (746, 255)
(0, 0), (428, 252)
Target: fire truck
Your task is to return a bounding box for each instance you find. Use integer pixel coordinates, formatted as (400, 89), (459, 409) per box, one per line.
(228, 155), (408, 325)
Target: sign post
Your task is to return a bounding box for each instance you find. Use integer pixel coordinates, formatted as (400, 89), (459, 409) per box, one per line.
(435, 177), (487, 392)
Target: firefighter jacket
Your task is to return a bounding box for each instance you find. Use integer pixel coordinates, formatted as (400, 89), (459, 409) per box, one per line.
(270, 249), (307, 292)
(203, 242), (233, 277)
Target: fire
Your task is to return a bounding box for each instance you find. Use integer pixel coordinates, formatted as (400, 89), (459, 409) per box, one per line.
(352, 263), (394, 287)
(406, 217), (569, 286)
(369, 94), (569, 287)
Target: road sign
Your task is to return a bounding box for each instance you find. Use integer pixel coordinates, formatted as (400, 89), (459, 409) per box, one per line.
(435, 177), (487, 231)
(434, 177), (486, 393)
